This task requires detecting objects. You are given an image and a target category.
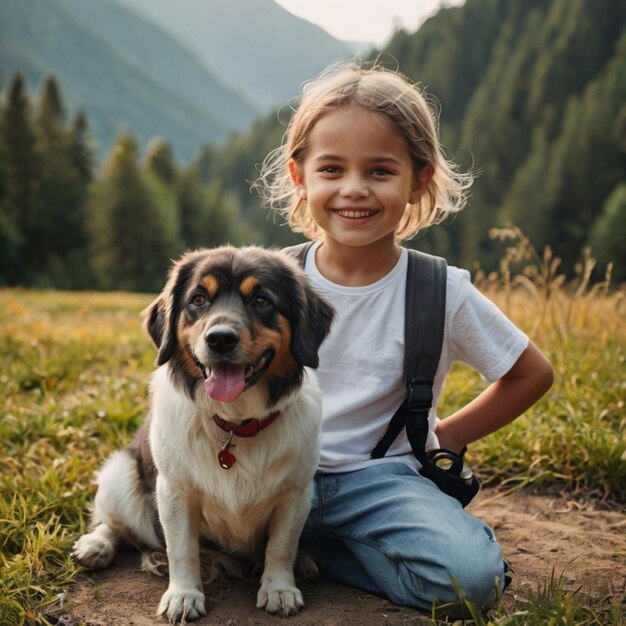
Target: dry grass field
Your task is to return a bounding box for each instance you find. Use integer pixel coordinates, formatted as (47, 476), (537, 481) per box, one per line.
(1, 230), (624, 625)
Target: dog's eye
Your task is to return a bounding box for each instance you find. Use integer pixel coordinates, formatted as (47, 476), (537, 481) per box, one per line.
(252, 295), (271, 308)
(191, 294), (207, 307)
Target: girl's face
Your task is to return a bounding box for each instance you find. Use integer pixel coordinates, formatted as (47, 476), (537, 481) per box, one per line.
(290, 106), (427, 253)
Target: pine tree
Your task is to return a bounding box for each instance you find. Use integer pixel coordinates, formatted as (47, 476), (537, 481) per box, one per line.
(60, 108), (95, 287)
(518, 31), (626, 272)
(0, 74), (40, 285)
(67, 109), (94, 194)
(176, 164), (239, 249)
(589, 184), (626, 281)
(34, 76), (95, 286)
(176, 166), (208, 249)
(90, 133), (182, 292)
(144, 138), (177, 187)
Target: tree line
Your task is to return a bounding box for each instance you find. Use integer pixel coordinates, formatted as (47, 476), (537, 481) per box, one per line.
(0, 74), (261, 292)
(378, 0), (626, 279)
(144, 0), (626, 283)
(190, 0), (626, 282)
(2, 0), (625, 291)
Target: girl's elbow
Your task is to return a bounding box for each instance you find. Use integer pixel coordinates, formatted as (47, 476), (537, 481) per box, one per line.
(521, 342), (553, 397)
(536, 353), (554, 396)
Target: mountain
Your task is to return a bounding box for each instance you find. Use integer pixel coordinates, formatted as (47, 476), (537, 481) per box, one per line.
(201, 0), (626, 276)
(0, 0), (259, 160)
(115, 0), (356, 108)
(55, 0), (260, 128)
(370, 0), (626, 272)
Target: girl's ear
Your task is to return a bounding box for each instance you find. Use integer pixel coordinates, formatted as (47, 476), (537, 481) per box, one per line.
(288, 159), (303, 186)
(409, 164), (434, 204)
(289, 159), (308, 199)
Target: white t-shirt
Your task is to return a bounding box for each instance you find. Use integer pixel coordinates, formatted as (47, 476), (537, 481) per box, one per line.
(304, 243), (529, 474)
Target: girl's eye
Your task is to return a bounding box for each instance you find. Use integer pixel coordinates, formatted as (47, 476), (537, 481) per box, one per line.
(372, 167), (393, 176)
(320, 165), (341, 175)
(191, 294), (207, 307)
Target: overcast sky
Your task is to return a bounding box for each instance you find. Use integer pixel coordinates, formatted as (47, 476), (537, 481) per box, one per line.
(274, 0), (465, 46)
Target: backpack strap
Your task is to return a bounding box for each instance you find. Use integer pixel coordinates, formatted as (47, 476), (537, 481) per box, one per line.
(404, 249), (447, 405)
(371, 249), (446, 459)
(283, 241), (315, 266)
(371, 249), (480, 506)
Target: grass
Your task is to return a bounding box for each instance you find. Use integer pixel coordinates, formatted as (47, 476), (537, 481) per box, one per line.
(438, 569), (624, 626)
(0, 290), (153, 625)
(441, 228), (626, 502)
(1, 231), (624, 625)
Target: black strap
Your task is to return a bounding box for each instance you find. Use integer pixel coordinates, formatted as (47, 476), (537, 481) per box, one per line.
(371, 250), (480, 506)
(283, 241), (314, 266)
(371, 249), (446, 459)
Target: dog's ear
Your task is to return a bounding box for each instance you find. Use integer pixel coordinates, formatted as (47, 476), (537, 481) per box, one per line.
(144, 295), (166, 348)
(143, 294), (175, 365)
(291, 281), (334, 369)
(142, 256), (195, 366)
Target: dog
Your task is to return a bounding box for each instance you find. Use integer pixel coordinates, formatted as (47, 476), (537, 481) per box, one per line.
(72, 246), (334, 622)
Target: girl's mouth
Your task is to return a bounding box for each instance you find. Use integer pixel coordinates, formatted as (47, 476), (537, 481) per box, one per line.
(334, 209), (377, 219)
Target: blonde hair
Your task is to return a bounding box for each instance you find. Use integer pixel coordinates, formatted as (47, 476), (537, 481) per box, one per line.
(255, 61), (473, 241)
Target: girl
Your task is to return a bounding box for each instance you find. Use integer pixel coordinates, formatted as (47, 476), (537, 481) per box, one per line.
(255, 62), (553, 617)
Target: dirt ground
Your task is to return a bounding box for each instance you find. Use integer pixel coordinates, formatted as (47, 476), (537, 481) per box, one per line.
(56, 488), (626, 626)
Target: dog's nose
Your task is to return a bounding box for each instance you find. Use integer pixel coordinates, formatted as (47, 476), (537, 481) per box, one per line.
(206, 325), (239, 354)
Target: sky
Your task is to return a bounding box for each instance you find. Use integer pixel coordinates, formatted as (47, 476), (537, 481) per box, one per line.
(274, 0), (465, 47)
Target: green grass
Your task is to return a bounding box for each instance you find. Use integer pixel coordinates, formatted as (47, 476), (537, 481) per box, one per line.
(0, 289), (153, 625)
(436, 569), (624, 626)
(1, 234), (624, 625)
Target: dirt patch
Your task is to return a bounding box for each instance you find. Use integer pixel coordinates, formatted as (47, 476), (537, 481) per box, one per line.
(58, 489), (626, 625)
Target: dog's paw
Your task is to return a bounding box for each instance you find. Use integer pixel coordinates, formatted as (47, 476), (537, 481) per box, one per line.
(158, 586), (206, 623)
(141, 550), (168, 577)
(256, 582), (304, 617)
(72, 529), (116, 570)
(201, 548), (247, 583)
(295, 550), (319, 582)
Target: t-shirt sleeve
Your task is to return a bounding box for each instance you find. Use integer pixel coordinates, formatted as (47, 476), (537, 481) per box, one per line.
(446, 267), (529, 381)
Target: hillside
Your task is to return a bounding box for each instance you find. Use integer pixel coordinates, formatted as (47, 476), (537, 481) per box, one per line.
(203, 0), (626, 276)
(116, 0), (357, 108)
(380, 0), (626, 271)
(2, 0), (624, 284)
(0, 0), (259, 160)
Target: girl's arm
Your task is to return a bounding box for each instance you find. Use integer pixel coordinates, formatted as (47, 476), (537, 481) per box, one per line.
(435, 341), (553, 453)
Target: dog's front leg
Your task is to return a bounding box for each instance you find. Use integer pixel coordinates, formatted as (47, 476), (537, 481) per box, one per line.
(257, 489), (310, 616)
(156, 475), (206, 623)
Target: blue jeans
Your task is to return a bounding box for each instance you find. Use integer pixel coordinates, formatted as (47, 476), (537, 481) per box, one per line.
(301, 463), (505, 617)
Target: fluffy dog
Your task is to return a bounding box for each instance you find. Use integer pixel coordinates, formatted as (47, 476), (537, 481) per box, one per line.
(73, 246), (334, 622)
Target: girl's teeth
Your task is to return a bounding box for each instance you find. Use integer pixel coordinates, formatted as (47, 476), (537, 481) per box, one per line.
(337, 210), (375, 218)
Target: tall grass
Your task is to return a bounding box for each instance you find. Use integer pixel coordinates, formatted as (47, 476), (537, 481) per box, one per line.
(441, 227), (626, 503)
(0, 233), (624, 625)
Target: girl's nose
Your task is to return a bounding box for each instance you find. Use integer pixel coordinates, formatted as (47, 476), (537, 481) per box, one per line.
(340, 176), (370, 199)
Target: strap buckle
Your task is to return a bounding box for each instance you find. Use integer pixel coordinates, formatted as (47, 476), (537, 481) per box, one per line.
(406, 378), (433, 412)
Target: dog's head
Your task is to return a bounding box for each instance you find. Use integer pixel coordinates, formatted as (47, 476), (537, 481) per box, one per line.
(143, 246), (334, 407)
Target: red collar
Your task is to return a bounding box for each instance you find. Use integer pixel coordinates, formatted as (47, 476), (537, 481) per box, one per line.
(212, 411), (280, 437)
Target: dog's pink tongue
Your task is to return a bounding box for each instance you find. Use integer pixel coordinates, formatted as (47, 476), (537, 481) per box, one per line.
(204, 363), (246, 402)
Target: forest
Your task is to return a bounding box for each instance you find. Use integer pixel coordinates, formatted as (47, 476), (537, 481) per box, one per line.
(0, 0), (624, 291)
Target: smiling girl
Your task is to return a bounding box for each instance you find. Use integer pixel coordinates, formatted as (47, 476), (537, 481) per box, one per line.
(255, 62), (553, 617)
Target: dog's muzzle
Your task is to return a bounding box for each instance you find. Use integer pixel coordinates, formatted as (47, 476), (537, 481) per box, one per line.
(206, 325), (239, 355)
(196, 325), (275, 404)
